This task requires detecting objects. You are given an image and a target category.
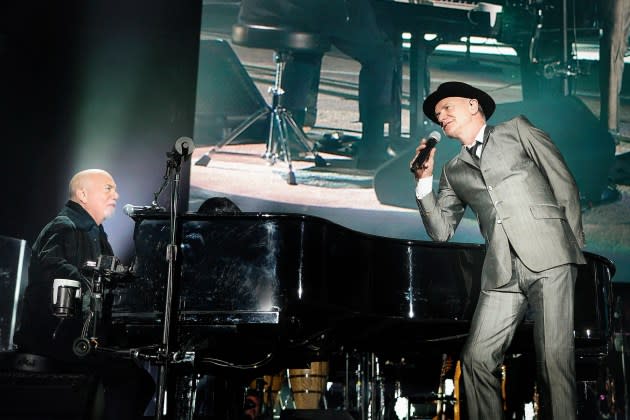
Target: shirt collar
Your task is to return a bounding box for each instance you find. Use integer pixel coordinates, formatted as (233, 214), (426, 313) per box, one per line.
(475, 124), (487, 143)
(465, 124), (487, 149)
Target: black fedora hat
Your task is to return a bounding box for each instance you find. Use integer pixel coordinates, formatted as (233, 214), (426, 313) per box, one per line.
(423, 81), (496, 124)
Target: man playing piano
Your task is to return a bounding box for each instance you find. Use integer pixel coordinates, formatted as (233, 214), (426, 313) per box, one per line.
(15, 169), (154, 420)
(411, 81), (586, 419)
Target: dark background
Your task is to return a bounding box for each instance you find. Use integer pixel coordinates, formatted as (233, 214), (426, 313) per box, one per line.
(1, 0), (201, 256)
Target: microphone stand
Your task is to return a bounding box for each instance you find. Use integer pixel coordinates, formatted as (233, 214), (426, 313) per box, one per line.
(155, 146), (190, 420)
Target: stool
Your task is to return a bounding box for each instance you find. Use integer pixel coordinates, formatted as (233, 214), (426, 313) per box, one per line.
(196, 23), (330, 185)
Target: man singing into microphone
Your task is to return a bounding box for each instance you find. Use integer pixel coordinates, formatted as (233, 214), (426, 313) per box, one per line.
(15, 169), (154, 420)
(411, 81), (585, 419)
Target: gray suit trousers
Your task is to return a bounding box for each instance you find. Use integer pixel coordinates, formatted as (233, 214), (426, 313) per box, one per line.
(461, 253), (577, 420)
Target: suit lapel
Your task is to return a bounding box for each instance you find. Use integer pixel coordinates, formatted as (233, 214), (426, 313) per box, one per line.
(480, 125), (494, 159)
(458, 146), (477, 167)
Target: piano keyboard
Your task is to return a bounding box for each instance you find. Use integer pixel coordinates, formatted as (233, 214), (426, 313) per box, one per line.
(390, 0), (503, 27)
(428, 0), (479, 11)
(392, 0), (479, 11)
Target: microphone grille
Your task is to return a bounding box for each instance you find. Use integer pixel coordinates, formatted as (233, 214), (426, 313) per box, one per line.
(174, 137), (195, 156)
(122, 204), (134, 216)
(429, 130), (442, 142)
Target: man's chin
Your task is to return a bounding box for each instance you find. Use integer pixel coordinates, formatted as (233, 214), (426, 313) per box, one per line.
(103, 208), (116, 220)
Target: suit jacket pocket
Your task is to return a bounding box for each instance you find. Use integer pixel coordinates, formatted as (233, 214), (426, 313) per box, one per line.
(529, 204), (567, 220)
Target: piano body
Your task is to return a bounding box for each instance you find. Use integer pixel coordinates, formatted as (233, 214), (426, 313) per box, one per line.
(110, 212), (616, 416)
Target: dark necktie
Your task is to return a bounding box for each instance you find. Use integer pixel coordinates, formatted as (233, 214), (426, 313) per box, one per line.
(468, 141), (482, 161)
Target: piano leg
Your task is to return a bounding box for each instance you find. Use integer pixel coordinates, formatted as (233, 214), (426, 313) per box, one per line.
(408, 32), (448, 139)
(408, 33), (433, 139)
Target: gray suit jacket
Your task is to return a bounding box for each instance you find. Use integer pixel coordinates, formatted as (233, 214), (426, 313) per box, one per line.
(417, 115), (586, 290)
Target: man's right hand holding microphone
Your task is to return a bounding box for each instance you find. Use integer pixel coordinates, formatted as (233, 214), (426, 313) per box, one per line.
(409, 130), (441, 180)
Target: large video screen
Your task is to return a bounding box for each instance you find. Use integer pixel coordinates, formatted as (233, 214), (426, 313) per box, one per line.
(189, 7), (629, 283)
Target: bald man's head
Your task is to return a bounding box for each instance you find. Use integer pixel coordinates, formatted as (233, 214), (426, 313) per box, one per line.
(69, 169), (119, 225)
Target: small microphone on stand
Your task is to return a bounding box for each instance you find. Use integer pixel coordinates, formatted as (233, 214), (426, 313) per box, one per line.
(171, 137), (195, 159)
(122, 204), (166, 223)
(123, 204), (164, 217)
(410, 131), (441, 173)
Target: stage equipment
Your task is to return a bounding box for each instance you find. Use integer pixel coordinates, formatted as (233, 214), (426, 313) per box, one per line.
(69, 255), (135, 357)
(195, 24), (329, 184)
(149, 137), (196, 420)
(0, 235), (29, 352)
(374, 95), (617, 210)
(287, 361), (329, 410)
(52, 279), (81, 318)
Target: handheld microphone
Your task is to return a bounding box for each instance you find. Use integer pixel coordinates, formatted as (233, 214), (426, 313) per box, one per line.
(123, 204), (164, 217)
(410, 131), (441, 173)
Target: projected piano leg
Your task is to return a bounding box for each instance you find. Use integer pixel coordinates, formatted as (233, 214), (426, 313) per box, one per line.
(408, 34), (438, 139)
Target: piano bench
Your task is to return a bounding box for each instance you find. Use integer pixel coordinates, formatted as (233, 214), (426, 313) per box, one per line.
(226, 23), (331, 180)
(0, 351), (99, 419)
(232, 23), (330, 55)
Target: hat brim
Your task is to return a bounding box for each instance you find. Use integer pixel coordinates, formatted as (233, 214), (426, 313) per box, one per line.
(423, 81), (496, 125)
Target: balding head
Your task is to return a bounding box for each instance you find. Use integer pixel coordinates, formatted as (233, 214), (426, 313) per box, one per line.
(69, 169), (119, 225)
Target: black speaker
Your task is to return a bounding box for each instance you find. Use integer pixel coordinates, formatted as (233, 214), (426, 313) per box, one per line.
(374, 96), (617, 209)
(280, 409), (357, 420)
(194, 38), (269, 145)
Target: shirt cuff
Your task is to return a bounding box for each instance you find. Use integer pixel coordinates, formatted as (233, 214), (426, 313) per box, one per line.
(415, 176), (433, 199)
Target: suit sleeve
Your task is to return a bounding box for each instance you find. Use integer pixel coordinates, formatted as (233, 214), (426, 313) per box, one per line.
(515, 116), (585, 247)
(416, 165), (467, 242)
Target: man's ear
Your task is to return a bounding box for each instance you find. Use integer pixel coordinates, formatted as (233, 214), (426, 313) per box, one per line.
(78, 189), (88, 204)
(469, 99), (479, 114)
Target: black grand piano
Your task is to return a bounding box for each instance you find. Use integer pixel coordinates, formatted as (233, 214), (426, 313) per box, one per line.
(109, 212), (616, 418)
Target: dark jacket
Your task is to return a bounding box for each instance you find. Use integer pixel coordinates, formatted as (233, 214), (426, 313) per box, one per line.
(15, 200), (113, 362)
